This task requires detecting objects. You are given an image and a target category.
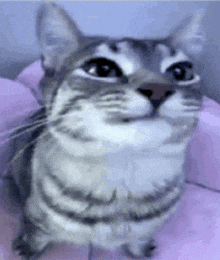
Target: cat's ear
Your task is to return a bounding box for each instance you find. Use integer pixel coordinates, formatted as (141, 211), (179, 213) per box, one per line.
(169, 9), (205, 57)
(36, 2), (83, 74)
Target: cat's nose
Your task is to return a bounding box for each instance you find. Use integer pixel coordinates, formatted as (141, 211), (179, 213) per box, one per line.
(137, 83), (175, 109)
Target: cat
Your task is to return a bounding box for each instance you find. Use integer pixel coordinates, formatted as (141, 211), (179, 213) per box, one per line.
(7, 2), (205, 259)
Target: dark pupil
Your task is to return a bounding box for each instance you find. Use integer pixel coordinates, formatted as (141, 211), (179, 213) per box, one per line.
(173, 66), (185, 80)
(98, 64), (111, 76)
(83, 58), (122, 77)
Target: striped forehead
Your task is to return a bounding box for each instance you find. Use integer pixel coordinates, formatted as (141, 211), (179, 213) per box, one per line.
(94, 41), (142, 75)
(87, 40), (192, 77)
(157, 44), (190, 73)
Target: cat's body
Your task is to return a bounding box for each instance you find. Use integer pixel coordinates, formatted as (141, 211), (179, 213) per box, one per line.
(8, 3), (205, 259)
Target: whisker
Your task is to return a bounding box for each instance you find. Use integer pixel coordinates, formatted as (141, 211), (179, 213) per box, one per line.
(0, 108), (79, 141)
(31, 101), (76, 109)
(2, 129), (50, 179)
(1, 109), (82, 179)
(0, 118), (47, 139)
(0, 120), (47, 145)
(1, 100), (87, 140)
(1, 107), (83, 141)
(0, 106), (46, 138)
(2, 97), (84, 136)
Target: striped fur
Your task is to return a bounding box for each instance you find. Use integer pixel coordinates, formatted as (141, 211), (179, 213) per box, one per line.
(11, 3), (205, 259)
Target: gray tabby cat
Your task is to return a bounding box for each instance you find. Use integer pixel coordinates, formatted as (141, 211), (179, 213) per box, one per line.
(10, 2), (204, 259)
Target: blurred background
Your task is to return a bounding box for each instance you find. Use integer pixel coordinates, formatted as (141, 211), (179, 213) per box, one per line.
(0, 1), (220, 103)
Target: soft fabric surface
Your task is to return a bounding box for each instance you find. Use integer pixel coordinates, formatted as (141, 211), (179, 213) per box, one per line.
(0, 61), (220, 259)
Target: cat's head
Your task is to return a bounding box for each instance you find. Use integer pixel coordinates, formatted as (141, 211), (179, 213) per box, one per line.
(36, 3), (205, 155)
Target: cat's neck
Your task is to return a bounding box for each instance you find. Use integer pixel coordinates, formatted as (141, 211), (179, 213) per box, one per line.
(34, 130), (185, 198)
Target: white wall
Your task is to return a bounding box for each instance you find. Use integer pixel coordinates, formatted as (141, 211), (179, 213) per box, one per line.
(0, 1), (220, 103)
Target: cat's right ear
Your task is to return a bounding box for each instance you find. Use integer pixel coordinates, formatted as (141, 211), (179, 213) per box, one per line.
(36, 2), (83, 75)
(169, 9), (205, 58)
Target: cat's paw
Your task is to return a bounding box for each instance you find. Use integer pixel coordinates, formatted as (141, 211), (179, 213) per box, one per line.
(122, 239), (157, 259)
(12, 234), (36, 260)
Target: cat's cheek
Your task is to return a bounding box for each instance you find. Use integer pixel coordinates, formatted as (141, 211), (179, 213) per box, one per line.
(158, 92), (184, 118)
(126, 93), (152, 117)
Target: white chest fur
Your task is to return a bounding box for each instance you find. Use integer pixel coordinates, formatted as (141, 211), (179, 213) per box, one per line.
(34, 133), (186, 200)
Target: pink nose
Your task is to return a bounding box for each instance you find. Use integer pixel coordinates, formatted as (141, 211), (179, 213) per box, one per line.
(137, 84), (175, 109)
(138, 84), (175, 100)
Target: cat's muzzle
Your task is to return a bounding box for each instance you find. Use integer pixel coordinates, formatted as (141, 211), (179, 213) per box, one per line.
(106, 84), (176, 124)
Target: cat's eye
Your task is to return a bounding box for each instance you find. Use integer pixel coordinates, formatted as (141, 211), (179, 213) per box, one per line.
(82, 58), (123, 78)
(166, 62), (194, 82)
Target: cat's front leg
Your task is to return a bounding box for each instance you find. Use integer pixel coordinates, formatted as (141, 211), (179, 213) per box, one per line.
(12, 215), (51, 260)
(121, 238), (157, 259)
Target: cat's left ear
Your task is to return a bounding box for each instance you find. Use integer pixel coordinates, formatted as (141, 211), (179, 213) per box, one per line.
(36, 2), (83, 74)
(169, 9), (206, 57)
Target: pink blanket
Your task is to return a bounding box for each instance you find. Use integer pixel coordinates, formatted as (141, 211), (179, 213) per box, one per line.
(1, 61), (220, 259)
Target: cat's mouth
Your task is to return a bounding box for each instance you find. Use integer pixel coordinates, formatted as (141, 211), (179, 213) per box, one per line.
(106, 110), (159, 124)
(122, 113), (159, 123)
(122, 115), (156, 123)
